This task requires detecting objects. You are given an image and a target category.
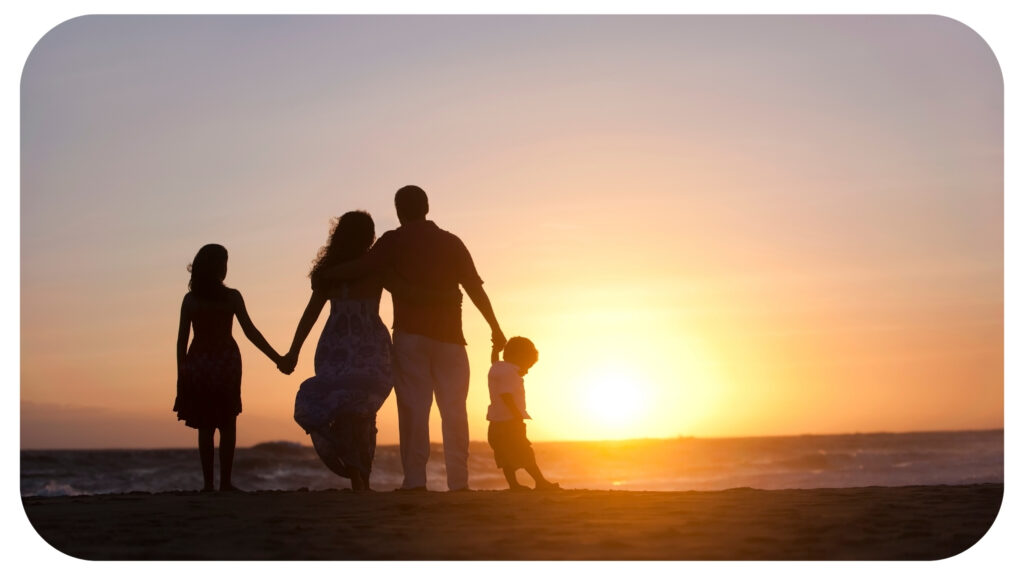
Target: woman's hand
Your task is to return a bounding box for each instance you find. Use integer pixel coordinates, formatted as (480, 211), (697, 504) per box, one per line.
(277, 351), (298, 375)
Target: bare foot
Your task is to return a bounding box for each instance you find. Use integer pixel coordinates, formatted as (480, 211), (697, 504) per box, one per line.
(534, 481), (561, 491)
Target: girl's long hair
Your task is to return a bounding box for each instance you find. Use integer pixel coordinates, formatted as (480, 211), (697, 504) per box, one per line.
(188, 244), (229, 300)
(310, 211), (376, 287)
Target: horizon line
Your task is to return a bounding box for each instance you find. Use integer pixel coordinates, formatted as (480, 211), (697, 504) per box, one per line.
(19, 427), (1004, 451)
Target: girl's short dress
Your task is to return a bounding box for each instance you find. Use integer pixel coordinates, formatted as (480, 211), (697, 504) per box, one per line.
(174, 337), (242, 429)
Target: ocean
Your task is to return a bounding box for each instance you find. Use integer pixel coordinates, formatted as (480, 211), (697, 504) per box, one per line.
(20, 429), (1002, 497)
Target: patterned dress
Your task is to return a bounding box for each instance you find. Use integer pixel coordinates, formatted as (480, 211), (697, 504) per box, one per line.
(174, 294), (242, 429)
(293, 290), (393, 479)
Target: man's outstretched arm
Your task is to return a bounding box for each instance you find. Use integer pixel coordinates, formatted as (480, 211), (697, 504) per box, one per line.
(463, 282), (507, 351)
(316, 238), (391, 286)
(317, 254), (374, 283)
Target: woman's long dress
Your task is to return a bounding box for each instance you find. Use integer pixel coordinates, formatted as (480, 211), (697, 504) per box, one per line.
(293, 291), (393, 479)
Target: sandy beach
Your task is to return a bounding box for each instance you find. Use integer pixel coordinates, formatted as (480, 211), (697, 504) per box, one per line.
(21, 483), (1002, 560)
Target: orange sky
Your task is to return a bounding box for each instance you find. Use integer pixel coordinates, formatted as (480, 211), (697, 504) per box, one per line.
(19, 14), (1004, 449)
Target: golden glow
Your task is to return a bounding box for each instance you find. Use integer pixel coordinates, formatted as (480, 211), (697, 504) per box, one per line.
(500, 296), (735, 443)
(582, 366), (648, 427)
(19, 17), (1004, 448)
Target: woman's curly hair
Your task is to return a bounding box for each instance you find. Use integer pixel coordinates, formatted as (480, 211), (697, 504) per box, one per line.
(309, 211), (376, 286)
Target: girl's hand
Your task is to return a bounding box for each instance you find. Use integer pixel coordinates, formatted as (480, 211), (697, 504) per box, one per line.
(277, 351), (298, 375)
(174, 372), (183, 409)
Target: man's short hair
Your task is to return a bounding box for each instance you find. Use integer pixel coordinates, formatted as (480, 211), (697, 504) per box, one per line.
(395, 185), (429, 220)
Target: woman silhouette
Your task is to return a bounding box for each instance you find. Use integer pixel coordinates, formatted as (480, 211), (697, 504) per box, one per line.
(278, 212), (394, 491)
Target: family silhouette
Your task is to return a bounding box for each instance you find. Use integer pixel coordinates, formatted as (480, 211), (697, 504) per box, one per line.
(174, 185), (558, 493)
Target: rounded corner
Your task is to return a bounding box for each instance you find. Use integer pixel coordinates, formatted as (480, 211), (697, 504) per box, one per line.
(923, 14), (1005, 90)
(21, 14), (98, 87)
(18, 496), (95, 562)
(934, 483), (1005, 562)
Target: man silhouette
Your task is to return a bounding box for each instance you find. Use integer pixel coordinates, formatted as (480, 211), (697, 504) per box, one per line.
(319, 185), (506, 491)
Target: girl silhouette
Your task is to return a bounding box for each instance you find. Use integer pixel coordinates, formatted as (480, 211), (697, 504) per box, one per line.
(174, 244), (282, 492)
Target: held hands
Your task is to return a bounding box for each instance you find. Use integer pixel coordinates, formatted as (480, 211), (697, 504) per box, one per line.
(491, 329), (507, 353)
(490, 329), (507, 365)
(277, 350), (298, 375)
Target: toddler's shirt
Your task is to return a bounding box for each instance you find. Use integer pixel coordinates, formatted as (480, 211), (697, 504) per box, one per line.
(486, 361), (531, 421)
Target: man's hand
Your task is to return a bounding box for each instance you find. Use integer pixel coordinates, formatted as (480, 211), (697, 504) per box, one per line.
(491, 329), (507, 352)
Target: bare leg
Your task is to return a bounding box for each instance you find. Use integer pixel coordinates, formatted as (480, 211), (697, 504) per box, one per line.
(198, 428), (215, 491)
(524, 463), (559, 490)
(348, 466), (367, 491)
(503, 468), (528, 490)
(341, 418), (367, 491)
(332, 415), (371, 492)
(311, 417), (372, 491)
(219, 418), (239, 491)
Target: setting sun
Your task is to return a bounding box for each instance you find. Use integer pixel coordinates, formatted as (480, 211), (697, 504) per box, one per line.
(583, 369), (649, 426)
